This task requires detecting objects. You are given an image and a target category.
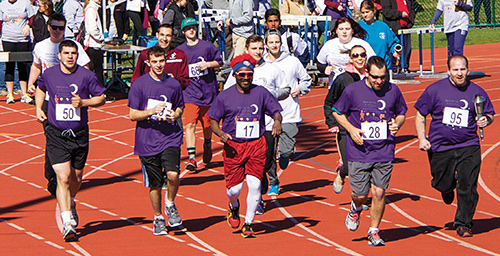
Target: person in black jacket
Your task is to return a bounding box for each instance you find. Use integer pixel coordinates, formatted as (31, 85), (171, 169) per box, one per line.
(381, 0), (415, 73)
(31, 0), (54, 45)
(324, 45), (367, 193)
(162, 0), (195, 48)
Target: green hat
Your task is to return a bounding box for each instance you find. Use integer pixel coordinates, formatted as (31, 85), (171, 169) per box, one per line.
(181, 17), (198, 30)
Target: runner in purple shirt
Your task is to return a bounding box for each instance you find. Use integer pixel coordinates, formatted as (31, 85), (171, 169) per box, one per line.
(34, 40), (106, 242)
(128, 46), (185, 235)
(208, 54), (282, 238)
(177, 17), (223, 171)
(414, 55), (494, 238)
(332, 56), (407, 246)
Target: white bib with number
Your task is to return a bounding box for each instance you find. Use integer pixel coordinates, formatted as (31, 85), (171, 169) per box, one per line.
(236, 121), (259, 139)
(361, 122), (387, 140)
(146, 99), (172, 120)
(442, 107), (469, 127)
(55, 104), (81, 121)
(188, 63), (208, 78)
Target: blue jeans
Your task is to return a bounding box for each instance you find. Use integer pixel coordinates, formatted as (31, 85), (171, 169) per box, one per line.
(446, 30), (468, 57)
(0, 62), (20, 90)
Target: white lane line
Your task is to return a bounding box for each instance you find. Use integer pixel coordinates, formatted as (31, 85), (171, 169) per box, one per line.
(70, 242), (92, 256)
(282, 229), (305, 237)
(26, 232), (44, 240)
(82, 152), (135, 179)
(65, 250), (83, 256)
(188, 243), (211, 253)
(7, 222), (25, 230)
(180, 227), (228, 256)
(479, 140), (500, 203)
(0, 154), (44, 174)
(307, 238), (333, 247)
(44, 241), (65, 249)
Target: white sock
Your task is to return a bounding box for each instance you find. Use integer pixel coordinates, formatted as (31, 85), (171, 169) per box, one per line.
(61, 211), (72, 225)
(154, 215), (164, 220)
(368, 227), (379, 233)
(244, 175), (262, 224)
(351, 201), (363, 212)
(226, 182), (243, 208)
(165, 200), (174, 208)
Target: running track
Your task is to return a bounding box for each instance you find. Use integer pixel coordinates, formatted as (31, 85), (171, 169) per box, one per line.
(1, 43), (499, 255)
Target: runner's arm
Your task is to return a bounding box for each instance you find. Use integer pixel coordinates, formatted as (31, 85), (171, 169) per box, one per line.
(129, 103), (166, 121)
(415, 111), (431, 151)
(210, 119), (232, 143)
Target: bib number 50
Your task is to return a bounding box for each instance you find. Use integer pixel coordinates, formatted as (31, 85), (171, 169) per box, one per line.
(56, 104), (81, 121)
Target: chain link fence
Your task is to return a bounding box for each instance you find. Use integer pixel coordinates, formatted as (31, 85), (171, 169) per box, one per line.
(413, 0), (498, 27)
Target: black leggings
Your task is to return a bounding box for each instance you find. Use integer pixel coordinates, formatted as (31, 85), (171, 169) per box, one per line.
(127, 10), (144, 45)
(85, 47), (104, 86)
(2, 41), (30, 82)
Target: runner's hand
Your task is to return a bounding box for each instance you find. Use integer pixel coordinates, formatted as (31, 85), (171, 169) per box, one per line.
(388, 118), (399, 136)
(36, 108), (47, 123)
(71, 93), (82, 108)
(477, 116), (489, 128)
(28, 84), (36, 94)
(419, 138), (431, 151)
(328, 126), (339, 133)
(325, 66), (333, 75)
(348, 127), (364, 145)
(165, 109), (178, 123)
(219, 132), (232, 143)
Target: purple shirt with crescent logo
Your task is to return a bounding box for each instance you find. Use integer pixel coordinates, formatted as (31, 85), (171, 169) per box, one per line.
(414, 78), (494, 152)
(128, 73), (185, 156)
(177, 39), (223, 106)
(333, 79), (407, 163)
(37, 65), (105, 131)
(207, 84), (283, 143)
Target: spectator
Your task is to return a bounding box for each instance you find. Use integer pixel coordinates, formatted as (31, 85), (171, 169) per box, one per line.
(111, 0), (131, 41)
(281, 0), (310, 16)
(31, 0), (54, 45)
(316, 17), (375, 85)
(324, 0), (348, 31)
(0, 0), (36, 104)
(63, 0), (84, 39)
(147, 0), (160, 35)
(474, 0), (491, 25)
(381, 0), (415, 73)
(84, 0), (105, 86)
(127, 0), (147, 45)
(162, 0), (195, 48)
(225, 0), (253, 57)
(254, 0), (271, 17)
(205, 0), (232, 60)
(430, 0), (472, 57)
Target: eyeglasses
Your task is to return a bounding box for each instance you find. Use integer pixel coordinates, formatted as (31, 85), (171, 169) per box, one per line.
(368, 73), (386, 80)
(351, 52), (367, 58)
(50, 25), (65, 31)
(235, 71), (254, 79)
(184, 26), (197, 31)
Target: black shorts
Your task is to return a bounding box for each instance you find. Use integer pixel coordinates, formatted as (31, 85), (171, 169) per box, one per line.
(45, 123), (89, 170)
(140, 147), (181, 188)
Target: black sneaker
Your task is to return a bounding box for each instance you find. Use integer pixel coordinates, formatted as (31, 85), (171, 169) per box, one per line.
(441, 190), (454, 205)
(456, 226), (473, 237)
(105, 95), (115, 103)
(47, 177), (57, 197)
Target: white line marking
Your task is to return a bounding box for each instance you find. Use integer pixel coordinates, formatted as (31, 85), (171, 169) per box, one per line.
(188, 243), (211, 252)
(26, 232), (44, 240)
(479, 140), (500, 203)
(65, 250), (82, 256)
(282, 229), (305, 237)
(0, 154), (44, 174)
(99, 209), (118, 216)
(11, 176), (26, 182)
(307, 238), (333, 247)
(7, 222), (25, 231)
(70, 242), (91, 256)
(185, 197), (205, 204)
(45, 241), (64, 249)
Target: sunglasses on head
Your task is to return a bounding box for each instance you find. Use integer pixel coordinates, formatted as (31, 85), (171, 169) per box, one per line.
(235, 71), (254, 79)
(50, 25), (65, 31)
(368, 73), (386, 80)
(351, 52), (367, 58)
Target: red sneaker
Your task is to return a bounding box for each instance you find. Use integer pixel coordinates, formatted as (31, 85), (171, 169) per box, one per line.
(227, 205), (240, 229)
(186, 158), (197, 172)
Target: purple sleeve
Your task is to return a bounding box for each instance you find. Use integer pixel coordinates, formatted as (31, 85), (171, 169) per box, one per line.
(37, 74), (47, 92)
(481, 91), (495, 116)
(263, 90), (283, 117)
(211, 44), (223, 66)
(394, 87), (408, 116)
(333, 87), (351, 115)
(173, 82), (185, 111)
(127, 82), (143, 110)
(414, 89), (432, 116)
(207, 95), (224, 122)
(88, 73), (106, 97)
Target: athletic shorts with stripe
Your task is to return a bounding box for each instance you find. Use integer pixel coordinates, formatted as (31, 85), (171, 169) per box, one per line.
(45, 124), (89, 170)
(140, 147), (181, 188)
(223, 136), (267, 189)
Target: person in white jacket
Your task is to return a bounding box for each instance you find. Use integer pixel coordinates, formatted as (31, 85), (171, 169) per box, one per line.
(84, 0), (105, 86)
(264, 29), (311, 174)
(63, 0), (84, 39)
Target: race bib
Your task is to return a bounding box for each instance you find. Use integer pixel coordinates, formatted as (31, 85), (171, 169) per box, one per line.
(146, 99), (172, 120)
(55, 104), (81, 121)
(236, 121), (259, 139)
(188, 63), (208, 78)
(443, 107), (469, 127)
(361, 122), (387, 140)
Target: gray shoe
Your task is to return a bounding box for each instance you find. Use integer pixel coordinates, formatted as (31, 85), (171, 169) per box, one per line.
(165, 204), (182, 227)
(153, 219), (168, 235)
(63, 223), (77, 242)
(70, 203), (79, 228)
(333, 175), (344, 194)
(0, 89), (7, 96)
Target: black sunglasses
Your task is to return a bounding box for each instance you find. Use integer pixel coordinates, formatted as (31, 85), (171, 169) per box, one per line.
(351, 52), (367, 58)
(50, 25), (65, 31)
(368, 73), (386, 80)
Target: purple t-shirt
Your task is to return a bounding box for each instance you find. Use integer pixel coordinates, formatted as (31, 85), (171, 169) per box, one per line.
(207, 84), (283, 143)
(177, 39), (223, 106)
(414, 78), (495, 152)
(333, 79), (407, 163)
(128, 73), (185, 157)
(38, 65), (105, 131)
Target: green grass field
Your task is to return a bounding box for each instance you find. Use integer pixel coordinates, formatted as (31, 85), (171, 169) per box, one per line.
(410, 26), (500, 49)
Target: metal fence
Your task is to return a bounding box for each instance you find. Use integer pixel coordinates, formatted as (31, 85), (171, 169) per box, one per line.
(413, 0), (498, 27)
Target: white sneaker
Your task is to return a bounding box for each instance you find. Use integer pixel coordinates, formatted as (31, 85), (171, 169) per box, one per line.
(6, 94), (14, 104)
(21, 94), (33, 104)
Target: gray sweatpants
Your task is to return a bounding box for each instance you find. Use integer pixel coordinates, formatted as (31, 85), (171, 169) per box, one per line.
(279, 123), (299, 158)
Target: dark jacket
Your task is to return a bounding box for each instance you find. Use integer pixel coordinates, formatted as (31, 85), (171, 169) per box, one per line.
(324, 71), (361, 129)
(165, 2), (195, 47)
(32, 11), (53, 45)
(381, 0), (415, 33)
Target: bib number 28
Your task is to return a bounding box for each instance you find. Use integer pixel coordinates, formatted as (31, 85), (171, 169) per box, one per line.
(361, 122), (387, 140)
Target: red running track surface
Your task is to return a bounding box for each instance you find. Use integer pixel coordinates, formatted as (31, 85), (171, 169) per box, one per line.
(1, 43), (499, 256)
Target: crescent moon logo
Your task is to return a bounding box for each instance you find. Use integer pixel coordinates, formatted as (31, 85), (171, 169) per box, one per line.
(460, 99), (468, 110)
(250, 104), (259, 114)
(198, 56), (206, 62)
(377, 100), (386, 110)
(160, 95), (168, 102)
(69, 84), (78, 94)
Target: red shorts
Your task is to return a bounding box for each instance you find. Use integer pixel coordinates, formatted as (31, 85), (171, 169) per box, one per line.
(184, 103), (211, 129)
(223, 136), (267, 189)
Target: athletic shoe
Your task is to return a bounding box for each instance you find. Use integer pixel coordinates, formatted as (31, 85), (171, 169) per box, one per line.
(362, 205), (369, 211)
(456, 226), (473, 237)
(165, 204), (182, 227)
(47, 177), (57, 197)
(6, 94), (14, 104)
(62, 222), (77, 242)
(267, 184), (280, 196)
(346, 204), (362, 231)
(441, 190), (454, 205)
(333, 174), (344, 194)
(241, 223), (256, 238)
(255, 200), (265, 215)
(203, 142), (212, 164)
(21, 93), (33, 104)
(367, 230), (385, 246)
(0, 89), (8, 96)
(186, 158), (197, 172)
(70, 202), (79, 228)
(227, 203), (240, 229)
(13, 89), (22, 95)
(105, 95), (115, 103)
(278, 156), (289, 170)
(153, 219), (168, 235)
